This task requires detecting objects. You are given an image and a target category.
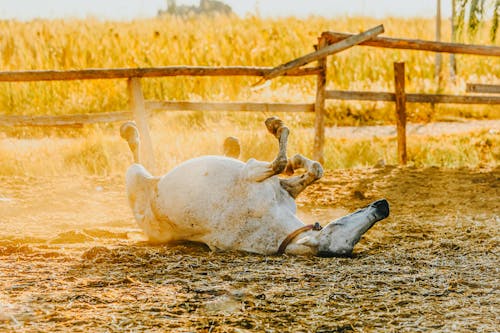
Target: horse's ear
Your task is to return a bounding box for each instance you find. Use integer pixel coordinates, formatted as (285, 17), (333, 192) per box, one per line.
(296, 235), (319, 248)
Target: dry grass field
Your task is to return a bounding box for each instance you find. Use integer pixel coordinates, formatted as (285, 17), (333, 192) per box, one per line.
(0, 117), (498, 175)
(0, 15), (499, 123)
(0, 14), (499, 332)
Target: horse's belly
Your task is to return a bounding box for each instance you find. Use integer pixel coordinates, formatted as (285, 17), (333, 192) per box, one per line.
(150, 156), (290, 248)
(152, 156), (248, 235)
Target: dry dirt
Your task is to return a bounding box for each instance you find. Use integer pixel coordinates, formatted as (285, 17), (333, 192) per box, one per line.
(0, 166), (499, 332)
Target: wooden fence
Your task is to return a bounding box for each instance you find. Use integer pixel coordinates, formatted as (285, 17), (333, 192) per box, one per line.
(319, 30), (500, 164)
(1, 24), (499, 168)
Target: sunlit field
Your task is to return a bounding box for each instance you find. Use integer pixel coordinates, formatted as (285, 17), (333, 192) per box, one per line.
(0, 15), (498, 121)
(0, 15), (499, 176)
(0, 114), (499, 176)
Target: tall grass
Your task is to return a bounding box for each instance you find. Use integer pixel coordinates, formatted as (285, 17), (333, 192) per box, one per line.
(0, 114), (498, 177)
(0, 16), (498, 176)
(0, 16), (498, 123)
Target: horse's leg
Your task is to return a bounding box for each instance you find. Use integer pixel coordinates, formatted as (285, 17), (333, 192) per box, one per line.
(265, 116), (289, 174)
(120, 121), (140, 163)
(280, 154), (323, 198)
(241, 117), (289, 182)
(223, 136), (241, 159)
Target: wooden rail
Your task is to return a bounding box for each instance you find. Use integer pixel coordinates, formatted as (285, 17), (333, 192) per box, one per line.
(0, 111), (131, 127)
(0, 66), (320, 82)
(466, 83), (500, 94)
(0, 102), (315, 127)
(322, 32), (500, 56)
(258, 25), (384, 84)
(147, 101), (315, 113)
(325, 90), (500, 104)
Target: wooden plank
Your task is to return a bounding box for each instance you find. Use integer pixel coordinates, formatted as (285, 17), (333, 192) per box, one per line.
(0, 111), (131, 127)
(0, 66), (320, 82)
(0, 100), (314, 127)
(322, 31), (500, 56)
(128, 78), (155, 172)
(313, 36), (328, 164)
(466, 83), (500, 94)
(407, 93), (500, 104)
(325, 90), (395, 102)
(258, 24), (384, 84)
(146, 101), (315, 113)
(325, 90), (500, 104)
(394, 62), (407, 165)
(0, 101), (315, 127)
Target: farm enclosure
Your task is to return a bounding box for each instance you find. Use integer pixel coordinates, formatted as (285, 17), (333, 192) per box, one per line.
(0, 14), (499, 332)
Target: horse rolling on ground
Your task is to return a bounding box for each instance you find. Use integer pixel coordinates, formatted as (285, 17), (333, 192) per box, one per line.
(120, 117), (389, 257)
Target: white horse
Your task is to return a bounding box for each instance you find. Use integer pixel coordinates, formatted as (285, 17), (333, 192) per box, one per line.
(120, 117), (389, 257)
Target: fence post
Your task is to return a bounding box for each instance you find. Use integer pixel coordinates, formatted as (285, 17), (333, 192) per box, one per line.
(394, 62), (407, 165)
(435, 0), (442, 85)
(313, 36), (327, 164)
(127, 77), (155, 172)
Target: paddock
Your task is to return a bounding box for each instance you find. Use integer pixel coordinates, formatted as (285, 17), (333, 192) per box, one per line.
(1, 22), (499, 331)
(1, 165), (498, 332)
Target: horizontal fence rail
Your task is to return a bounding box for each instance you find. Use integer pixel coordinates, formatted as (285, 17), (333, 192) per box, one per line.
(0, 66), (321, 82)
(0, 102), (316, 127)
(322, 32), (500, 56)
(147, 101), (315, 113)
(326, 90), (500, 104)
(466, 83), (500, 94)
(0, 111), (132, 127)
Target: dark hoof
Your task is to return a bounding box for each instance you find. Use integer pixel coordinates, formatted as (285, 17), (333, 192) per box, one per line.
(223, 136), (240, 159)
(264, 117), (286, 137)
(120, 121), (138, 140)
(283, 160), (295, 176)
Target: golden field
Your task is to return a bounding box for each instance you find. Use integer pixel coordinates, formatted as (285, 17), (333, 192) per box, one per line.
(0, 15), (499, 121)
(0, 15), (499, 175)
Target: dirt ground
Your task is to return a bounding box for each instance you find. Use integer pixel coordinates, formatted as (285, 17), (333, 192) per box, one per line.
(0, 165), (499, 332)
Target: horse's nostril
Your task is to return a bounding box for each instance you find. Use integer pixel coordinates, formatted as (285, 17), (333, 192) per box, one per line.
(372, 199), (389, 218)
